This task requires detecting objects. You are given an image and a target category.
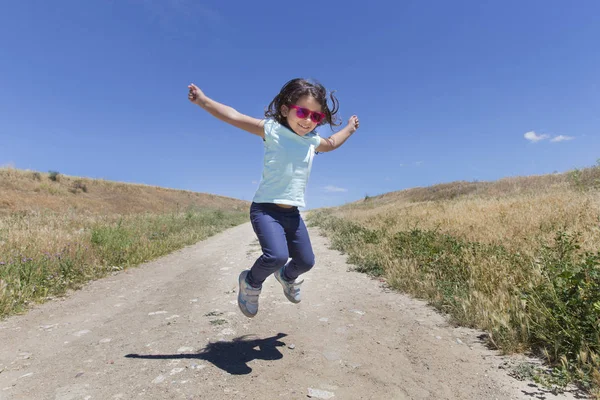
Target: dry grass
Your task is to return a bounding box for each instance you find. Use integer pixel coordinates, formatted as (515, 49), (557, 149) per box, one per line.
(333, 190), (600, 255)
(330, 168), (600, 254)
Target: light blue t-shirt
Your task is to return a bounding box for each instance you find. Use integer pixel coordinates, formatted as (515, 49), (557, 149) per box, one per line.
(252, 119), (321, 208)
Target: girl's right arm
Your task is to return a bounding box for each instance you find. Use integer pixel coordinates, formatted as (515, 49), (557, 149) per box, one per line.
(188, 83), (265, 138)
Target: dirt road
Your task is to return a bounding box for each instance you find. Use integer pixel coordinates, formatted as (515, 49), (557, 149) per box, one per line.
(0, 223), (583, 399)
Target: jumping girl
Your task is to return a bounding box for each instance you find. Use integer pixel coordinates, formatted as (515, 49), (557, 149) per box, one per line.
(188, 78), (359, 317)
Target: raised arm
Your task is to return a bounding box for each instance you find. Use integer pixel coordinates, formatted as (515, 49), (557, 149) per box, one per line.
(188, 83), (265, 138)
(316, 115), (360, 153)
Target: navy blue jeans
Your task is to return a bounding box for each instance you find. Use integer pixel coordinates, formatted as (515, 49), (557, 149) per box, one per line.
(246, 202), (315, 287)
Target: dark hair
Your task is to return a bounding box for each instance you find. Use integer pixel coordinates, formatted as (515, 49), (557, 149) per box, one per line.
(265, 78), (341, 128)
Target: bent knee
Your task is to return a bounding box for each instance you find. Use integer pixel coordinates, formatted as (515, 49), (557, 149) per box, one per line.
(296, 254), (315, 270)
(262, 252), (289, 268)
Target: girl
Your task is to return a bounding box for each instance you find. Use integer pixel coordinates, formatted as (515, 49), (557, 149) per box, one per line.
(187, 78), (359, 318)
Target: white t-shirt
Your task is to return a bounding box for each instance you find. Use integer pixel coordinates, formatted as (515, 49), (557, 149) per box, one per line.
(252, 119), (321, 208)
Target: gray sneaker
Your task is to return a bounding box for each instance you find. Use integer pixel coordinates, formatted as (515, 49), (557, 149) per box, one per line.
(238, 270), (261, 318)
(274, 267), (303, 304)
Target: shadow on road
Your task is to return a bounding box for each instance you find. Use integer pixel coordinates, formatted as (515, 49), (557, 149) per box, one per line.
(125, 332), (288, 375)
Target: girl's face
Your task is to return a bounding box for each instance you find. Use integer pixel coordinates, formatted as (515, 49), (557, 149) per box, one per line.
(281, 95), (323, 136)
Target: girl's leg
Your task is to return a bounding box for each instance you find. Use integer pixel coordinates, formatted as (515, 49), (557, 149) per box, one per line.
(247, 204), (290, 287)
(272, 212), (314, 304)
(283, 214), (315, 281)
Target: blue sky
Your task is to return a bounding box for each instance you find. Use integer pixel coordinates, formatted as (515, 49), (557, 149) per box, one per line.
(1, 1), (599, 209)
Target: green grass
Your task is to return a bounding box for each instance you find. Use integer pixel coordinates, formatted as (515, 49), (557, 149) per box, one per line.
(0, 209), (247, 318)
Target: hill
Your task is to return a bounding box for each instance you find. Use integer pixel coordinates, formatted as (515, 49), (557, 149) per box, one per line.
(0, 168), (249, 216)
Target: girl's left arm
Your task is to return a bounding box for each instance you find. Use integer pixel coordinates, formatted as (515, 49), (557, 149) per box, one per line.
(316, 115), (360, 153)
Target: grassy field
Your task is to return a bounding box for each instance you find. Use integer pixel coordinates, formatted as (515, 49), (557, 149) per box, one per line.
(3, 164), (599, 394)
(308, 163), (600, 395)
(0, 168), (249, 318)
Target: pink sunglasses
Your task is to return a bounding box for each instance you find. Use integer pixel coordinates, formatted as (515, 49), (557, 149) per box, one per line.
(288, 105), (326, 124)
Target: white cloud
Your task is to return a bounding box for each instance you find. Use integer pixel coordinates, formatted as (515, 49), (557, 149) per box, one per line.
(415, 161), (424, 166)
(524, 131), (550, 143)
(251, 180), (258, 184)
(550, 135), (574, 143)
(324, 185), (348, 193)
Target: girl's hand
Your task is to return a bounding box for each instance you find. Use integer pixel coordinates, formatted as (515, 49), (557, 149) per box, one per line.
(188, 83), (206, 105)
(348, 115), (360, 133)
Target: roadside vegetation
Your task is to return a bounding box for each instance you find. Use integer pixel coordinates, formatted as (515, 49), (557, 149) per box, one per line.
(308, 161), (600, 396)
(0, 168), (249, 318)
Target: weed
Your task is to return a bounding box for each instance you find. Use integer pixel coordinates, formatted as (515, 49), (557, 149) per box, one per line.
(48, 171), (60, 182)
(69, 180), (88, 193)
